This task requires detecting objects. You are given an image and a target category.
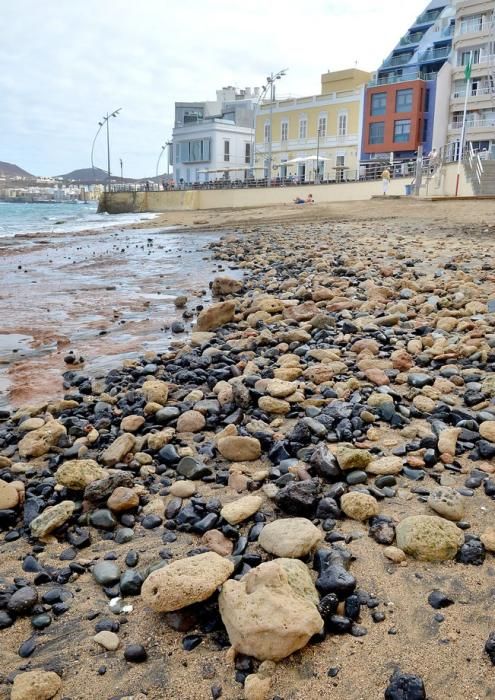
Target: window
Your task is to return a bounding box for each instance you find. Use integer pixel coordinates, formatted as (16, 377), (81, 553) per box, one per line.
(396, 88), (413, 112)
(299, 118), (307, 139)
(422, 118), (428, 143)
(224, 140), (230, 162)
(424, 88), (430, 112)
(245, 143), (251, 164)
(371, 93), (387, 116)
(369, 122), (385, 144)
(264, 122), (271, 142)
(394, 119), (411, 143)
(338, 113), (348, 136)
(281, 121), (288, 141)
(460, 49), (480, 66)
(176, 139), (210, 163)
(318, 115), (327, 137)
(336, 155), (345, 166)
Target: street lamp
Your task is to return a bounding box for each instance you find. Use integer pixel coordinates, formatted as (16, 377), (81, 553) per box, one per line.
(90, 108), (122, 190)
(120, 158), (123, 182)
(316, 126), (321, 184)
(156, 141), (173, 179)
(266, 69), (287, 187)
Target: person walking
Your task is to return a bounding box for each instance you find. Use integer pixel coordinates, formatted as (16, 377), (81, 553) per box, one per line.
(381, 167), (391, 196)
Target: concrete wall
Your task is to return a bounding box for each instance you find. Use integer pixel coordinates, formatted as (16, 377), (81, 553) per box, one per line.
(100, 162), (473, 214)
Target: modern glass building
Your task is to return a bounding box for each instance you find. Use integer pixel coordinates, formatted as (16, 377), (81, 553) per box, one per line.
(361, 1), (455, 163)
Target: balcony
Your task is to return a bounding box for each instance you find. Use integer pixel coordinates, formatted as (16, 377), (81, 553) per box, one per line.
(451, 85), (494, 99)
(449, 117), (495, 130)
(456, 18), (492, 35)
(383, 53), (414, 68)
(455, 54), (495, 70)
(412, 8), (443, 27)
(399, 31), (425, 46)
(419, 46), (451, 63)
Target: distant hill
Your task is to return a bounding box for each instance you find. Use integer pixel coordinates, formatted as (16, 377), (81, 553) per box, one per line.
(0, 161), (33, 178)
(58, 167), (109, 183)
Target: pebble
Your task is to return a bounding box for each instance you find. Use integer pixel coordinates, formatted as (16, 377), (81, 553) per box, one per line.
(94, 630), (120, 650)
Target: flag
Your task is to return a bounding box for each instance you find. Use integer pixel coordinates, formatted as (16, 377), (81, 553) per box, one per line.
(464, 61), (472, 81)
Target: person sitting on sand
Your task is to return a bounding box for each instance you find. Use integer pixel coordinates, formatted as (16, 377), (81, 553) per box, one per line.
(293, 194), (314, 204)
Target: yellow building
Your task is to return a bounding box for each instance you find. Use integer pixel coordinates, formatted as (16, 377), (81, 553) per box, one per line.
(255, 68), (371, 182)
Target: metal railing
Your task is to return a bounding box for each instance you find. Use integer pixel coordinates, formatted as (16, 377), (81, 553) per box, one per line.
(451, 85), (494, 99)
(413, 9), (442, 26)
(456, 18), (492, 35)
(467, 141), (484, 189)
(105, 162), (418, 194)
(419, 46), (451, 62)
(399, 32), (425, 46)
(449, 118), (495, 129)
(383, 54), (414, 68)
(369, 70), (439, 87)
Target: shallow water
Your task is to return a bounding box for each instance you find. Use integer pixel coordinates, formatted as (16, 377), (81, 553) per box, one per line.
(0, 225), (240, 409)
(0, 200), (158, 237)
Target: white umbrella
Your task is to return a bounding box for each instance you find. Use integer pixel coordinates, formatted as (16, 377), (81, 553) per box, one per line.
(282, 157), (306, 165)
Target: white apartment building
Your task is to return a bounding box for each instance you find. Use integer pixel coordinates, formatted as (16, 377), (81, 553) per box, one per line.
(448, 0), (495, 152)
(171, 87), (260, 184)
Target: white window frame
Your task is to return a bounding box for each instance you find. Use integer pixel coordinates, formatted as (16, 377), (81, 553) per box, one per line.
(224, 139), (230, 162)
(338, 111), (348, 137)
(264, 121), (271, 143)
(281, 120), (289, 141)
(318, 114), (327, 137)
(299, 116), (308, 139)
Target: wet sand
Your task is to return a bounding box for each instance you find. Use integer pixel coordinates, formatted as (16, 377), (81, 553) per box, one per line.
(0, 226), (239, 409)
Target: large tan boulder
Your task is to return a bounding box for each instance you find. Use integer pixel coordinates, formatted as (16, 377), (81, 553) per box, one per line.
(259, 518), (322, 558)
(258, 396), (290, 415)
(101, 433), (136, 466)
(219, 560), (323, 661)
(395, 515), (464, 561)
(211, 276), (243, 296)
(196, 300), (236, 331)
(480, 421), (495, 442)
(283, 301), (319, 322)
(264, 379), (298, 398)
(141, 379), (169, 405)
(217, 436), (261, 461)
(334, 444), (373, 471)
(341, 492), (379, 521)
(55, 459), (108, 490)
(176, 410), (206, 433)
(18, 420), (66, 458)
(141, 552), (234, 612)
(11, 670), (62, 700)
(220, 495), (263, 525)
(0, 479), (20, 509)
(427, 486), (465, 521)
(366, 456), (402, 475)
(30, 501), (75, 539)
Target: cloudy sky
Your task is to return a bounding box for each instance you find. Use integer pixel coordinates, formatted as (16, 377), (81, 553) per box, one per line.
(0, 0), (428, 178)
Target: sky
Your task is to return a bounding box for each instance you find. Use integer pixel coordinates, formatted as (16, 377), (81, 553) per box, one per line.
(0, 0), (429, 178)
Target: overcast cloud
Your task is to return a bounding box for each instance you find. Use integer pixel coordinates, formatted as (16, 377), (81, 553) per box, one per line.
(0, 0), (428, 177)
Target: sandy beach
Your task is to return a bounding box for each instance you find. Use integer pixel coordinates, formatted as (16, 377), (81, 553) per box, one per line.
(0, 198), (495, 700)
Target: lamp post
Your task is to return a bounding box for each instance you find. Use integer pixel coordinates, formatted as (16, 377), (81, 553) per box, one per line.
(316, 126), (321, 184)
(266, 69), (287, 187)
(156, 141), (173, 179)
(120, 158), (123, 182)
(91, 108), (122, 191)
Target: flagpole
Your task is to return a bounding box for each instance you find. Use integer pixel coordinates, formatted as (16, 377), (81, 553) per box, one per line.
(455, 53), (472, 197)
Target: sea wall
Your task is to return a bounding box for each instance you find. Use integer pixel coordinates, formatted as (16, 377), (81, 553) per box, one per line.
(99, 163), (473, 213)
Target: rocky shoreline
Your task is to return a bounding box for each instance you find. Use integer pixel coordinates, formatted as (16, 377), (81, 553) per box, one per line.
(1, 215), (495, 699)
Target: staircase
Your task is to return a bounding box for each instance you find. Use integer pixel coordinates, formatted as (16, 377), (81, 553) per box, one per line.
(464, 150), (495, 195)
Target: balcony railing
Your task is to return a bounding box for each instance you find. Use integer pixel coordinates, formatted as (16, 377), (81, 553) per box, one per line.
(451, 85), (494, 99)
(399, 31), (425, 46)
(383, 53), (414, 68)
(449, 118), (495, 129)
(368, 69), (440, 87)
(419, 46), (451, 62)
(456, 54), (495, 69)
(413, 8), (443, 26)
(456, 18), (492, 35)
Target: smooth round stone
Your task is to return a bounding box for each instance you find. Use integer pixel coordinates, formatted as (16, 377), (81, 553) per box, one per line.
(0, 610), (14, 628)
(170, 480), (197, 498)
(124, 644), (148, 662)
(92, 561), (121, 586)
(31, 613), (51, 629)
(115, 528), (135, 544)
(7, 586), (38, 614)
(125, 551), (139, 567)
(346, 470), (368, 485)
(94, 630), (120, 651)
(89, 509), (117, 530)
(375, 475), (397, 488)
(156, 408), (181, 425)
(141, 514), (163, 529)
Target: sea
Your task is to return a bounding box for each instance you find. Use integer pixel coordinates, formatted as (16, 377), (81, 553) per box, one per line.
(0, 200), (157, 238)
